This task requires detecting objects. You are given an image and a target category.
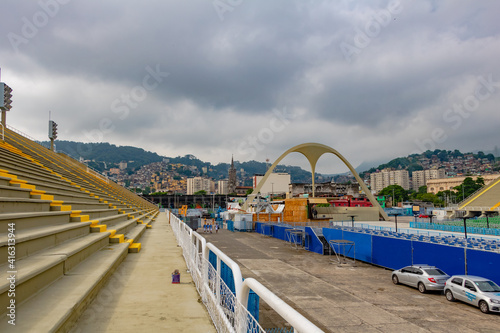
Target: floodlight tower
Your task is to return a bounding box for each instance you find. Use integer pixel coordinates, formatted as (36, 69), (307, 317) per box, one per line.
(1, 81), (13, 127)
(48, 120), (58, 151)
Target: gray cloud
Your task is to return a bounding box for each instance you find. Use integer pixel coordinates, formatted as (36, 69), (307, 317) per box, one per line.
(1, 0), (500, 173)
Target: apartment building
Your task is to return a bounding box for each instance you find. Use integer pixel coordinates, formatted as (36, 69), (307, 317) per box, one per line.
(370, 169), (410, 192)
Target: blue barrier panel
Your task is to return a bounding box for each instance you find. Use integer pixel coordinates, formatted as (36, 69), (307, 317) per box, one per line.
(255, 222), (263, 234)
(372, 236), (412, 270)
(322, 228), (344, 245)
(227, 220), (234, 232)
(304, 227), (323, 254)
(467, 250), (500, 285)
(412, 241), (465, 275)
(273, 225), (292, 241)
(208, 251), (259, 319)
(322, 228), (373, 262)
(209, 251), (235, 290)
(247, 289), (259, 322)
(262, 224), (274, 236)
(340, 230), (373, 263)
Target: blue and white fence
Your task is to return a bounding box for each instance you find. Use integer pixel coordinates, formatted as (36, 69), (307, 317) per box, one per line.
(169, 211), (323, 333)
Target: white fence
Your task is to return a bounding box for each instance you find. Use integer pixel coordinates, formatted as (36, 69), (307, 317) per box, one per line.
(168, 211), (323, 333)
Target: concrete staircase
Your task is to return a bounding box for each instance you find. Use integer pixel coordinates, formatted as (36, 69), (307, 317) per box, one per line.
(454, 175), (500, 217)
(0, 129), (158, 332)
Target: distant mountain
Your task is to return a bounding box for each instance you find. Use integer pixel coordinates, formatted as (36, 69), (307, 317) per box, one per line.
(47, 141), (321, 183)
(49, 141), (164, 170)
(360, 149), (497, 178)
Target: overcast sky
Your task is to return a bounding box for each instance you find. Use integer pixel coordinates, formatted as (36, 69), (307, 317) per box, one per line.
(1, 0), (500, 174)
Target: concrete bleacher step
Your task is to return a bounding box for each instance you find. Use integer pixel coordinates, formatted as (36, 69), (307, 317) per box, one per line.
(0, 210), (74, 231)
(89, 214), (133, 232)
(1, 157), (119, 207)
(4, 133), (156, 209)
(0, 163), (88, 194)
(0, 197), (53, 213)
(78, 208), (122, 220)
(0, 242), (129, 333)
(0, 221), (92, 261)
(0, 175), (12, 186)
(0, 184), (32, 198)
(124, 224), (147, 251)
(0, 231), (112, 309)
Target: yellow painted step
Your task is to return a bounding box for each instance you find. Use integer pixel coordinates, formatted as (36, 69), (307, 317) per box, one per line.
(50, 205), (72, 212)
(110, 234), (124, 243)
(91, 224), (107, 232)
(128, 243), (141, 253)
(71, 215), (90, 222)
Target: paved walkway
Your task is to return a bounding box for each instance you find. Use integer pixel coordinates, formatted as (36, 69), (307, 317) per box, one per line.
(71, 212), (215, 333)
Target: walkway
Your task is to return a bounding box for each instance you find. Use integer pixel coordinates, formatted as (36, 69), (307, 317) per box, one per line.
(71, 212), (215, 333)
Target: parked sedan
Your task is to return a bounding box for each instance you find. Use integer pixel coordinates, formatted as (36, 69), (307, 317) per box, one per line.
(444, 275), (500, 314)
(392, 265), (450, 293)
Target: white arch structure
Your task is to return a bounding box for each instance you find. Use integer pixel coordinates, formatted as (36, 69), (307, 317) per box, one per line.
(242, 142), (389, 221)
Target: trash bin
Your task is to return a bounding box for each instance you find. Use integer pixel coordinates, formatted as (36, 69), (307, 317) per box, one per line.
(172, 269), (180, 284)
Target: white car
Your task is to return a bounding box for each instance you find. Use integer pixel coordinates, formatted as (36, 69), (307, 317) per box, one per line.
(391, 265), (449, 293)
(444, 275), (500, 314)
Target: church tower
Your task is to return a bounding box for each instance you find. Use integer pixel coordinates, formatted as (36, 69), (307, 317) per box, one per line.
(228, 155), (237, 194)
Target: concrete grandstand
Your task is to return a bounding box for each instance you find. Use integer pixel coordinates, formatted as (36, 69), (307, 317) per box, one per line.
(447, 175), (500, 218)
(0, 128), (159, 331)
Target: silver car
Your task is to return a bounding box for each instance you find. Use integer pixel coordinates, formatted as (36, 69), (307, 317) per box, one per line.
(392, 264), (450, 293)
(444, 275), (500, 314)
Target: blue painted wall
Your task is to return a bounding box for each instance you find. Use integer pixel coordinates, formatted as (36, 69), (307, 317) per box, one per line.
(305, 227), (324, 254)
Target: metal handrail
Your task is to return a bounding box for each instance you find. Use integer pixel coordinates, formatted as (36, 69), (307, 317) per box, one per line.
(56, 149), (109, 182)
(4, 124), (50, 149)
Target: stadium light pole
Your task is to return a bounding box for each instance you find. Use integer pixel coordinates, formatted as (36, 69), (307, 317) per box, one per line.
(1, 81), (13, 128)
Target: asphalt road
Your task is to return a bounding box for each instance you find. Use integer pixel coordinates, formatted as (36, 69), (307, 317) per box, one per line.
(203, 229), (500, 333)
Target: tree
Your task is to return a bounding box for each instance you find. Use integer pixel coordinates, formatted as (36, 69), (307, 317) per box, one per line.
(416, 193), (445, 207)
(437, 189), (458, 204)
(379, 185), (409, 205)
(418, 185), (427, 194)
(454, 177), (485, 201)
(193, 190), (207, 195)
(246, 188), (254, 195)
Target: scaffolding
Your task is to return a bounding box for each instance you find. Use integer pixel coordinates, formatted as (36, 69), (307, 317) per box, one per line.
(329, 239), (356, 266)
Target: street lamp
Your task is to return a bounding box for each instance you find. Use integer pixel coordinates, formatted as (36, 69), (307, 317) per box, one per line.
(348, 215), (357, 228)
(389, 213), (401, 232)
(462, 217), (470, 239)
